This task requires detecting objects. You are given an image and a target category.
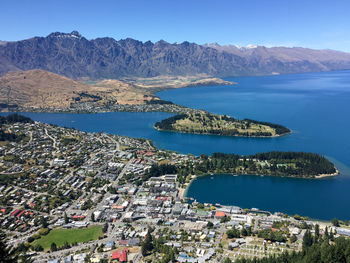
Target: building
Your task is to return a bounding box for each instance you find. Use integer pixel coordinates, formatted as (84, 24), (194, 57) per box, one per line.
(337, 228), (350, 237)
(215, 211), (226, 218)
(164, 174), (178, 183)
(112, 249), (128, 262)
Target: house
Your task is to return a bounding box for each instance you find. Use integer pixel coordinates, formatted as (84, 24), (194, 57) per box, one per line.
(337, 228), (350, 237)
(73, 253), (87, 263)
(112, 248), (128, 262)
(128, 238), (140, 246)
(11, 209), (22, 217)
(214, 211), (226, 218)
(229, 242), (240, 249)
(291, 227), (300, 235)
(74, 221), (89, 228)
(64, 255), (72, 263)
(53, 158), (65, 166)
(73, 215), (86, 221)
(118, 238), (140, 246)
(93, 210), (102, 221)
(104, 241), (115, 251)
(90, 257), (101, 263)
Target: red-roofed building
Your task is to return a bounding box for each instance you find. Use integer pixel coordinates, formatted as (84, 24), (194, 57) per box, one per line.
(16, 210), (25, 217)
(112, 249), (128, 262)
(144, 151), (154, 156)
(11, 209), (21, 217)
(215, 211), (226, 218)
(73, 215), (86, 220)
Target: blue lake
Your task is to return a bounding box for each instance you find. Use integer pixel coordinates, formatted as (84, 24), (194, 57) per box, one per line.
(2, 70), (350, 220)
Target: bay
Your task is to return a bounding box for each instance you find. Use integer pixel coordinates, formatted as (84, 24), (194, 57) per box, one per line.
(185, 174), (350, 220)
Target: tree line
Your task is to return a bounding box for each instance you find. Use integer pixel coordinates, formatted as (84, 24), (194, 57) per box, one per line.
(0, 113), (33, 125)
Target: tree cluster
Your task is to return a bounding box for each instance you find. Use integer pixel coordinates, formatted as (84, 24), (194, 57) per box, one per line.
(193, 151), (336, 178)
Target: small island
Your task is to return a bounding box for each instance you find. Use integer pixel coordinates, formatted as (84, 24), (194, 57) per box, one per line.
(191, 152), (338, 179)
(155, 112), (290, 137)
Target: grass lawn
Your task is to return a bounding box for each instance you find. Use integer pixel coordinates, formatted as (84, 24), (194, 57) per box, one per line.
(32, 225), (103, 250)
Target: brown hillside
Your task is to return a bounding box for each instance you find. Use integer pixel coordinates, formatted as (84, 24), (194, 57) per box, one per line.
(0, 70), (157, 110)
(0, 69), (91, 109)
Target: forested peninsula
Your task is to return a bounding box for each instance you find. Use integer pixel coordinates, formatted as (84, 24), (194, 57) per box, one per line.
(177, 152), (337, 179)
(141, 152), (337, 183)
(155, 112), (290, 137)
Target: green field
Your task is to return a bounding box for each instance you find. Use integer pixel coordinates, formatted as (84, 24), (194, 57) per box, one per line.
(32, 225), (103, 250)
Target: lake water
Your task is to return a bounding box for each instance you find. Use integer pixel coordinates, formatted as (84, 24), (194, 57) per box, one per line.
(2, 70), (350, 220)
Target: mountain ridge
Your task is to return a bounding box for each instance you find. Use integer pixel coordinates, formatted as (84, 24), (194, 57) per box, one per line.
(1, 31), (350, 79)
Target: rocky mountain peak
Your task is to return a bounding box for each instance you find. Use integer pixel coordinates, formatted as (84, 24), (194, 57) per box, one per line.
(47, 30), (83, 39)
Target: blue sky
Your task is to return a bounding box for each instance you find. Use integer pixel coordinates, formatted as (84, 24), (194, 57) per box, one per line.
(2, 0), (350, 51)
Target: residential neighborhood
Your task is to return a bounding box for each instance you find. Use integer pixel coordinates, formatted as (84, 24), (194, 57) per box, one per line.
(1, 119), (349, 263)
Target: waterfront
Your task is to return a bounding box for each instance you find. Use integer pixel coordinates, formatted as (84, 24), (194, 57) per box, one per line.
(184, 174), (350, 220)
(2, 70), (350, 220)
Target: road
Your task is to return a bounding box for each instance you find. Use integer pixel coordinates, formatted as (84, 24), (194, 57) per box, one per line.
(44, 127), (58, 151)
(103, 134), (120, 152)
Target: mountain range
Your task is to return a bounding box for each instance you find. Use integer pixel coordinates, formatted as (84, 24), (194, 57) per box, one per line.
(1, 31), (350, 80)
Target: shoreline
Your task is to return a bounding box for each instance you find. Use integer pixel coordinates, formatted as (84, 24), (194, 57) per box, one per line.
(0, 76), (236, 114)
(314, 168), (339, 179)
(127, 77), (237, 93)
(181, 172), (342, 222)
(154, 126), (291, 138)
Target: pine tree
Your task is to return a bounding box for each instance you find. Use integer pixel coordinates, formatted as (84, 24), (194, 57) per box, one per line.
(64, 212), (69, 224)
(141, 230), (154, 256)
(103, 223), (108, 233)
(40, 216), (48, 228)
(144, 230), (153, 251)
(50, 242), (57, 252)
(314, 224), (320, 243)
(141, 243), (148, 257)
(302, 230), (313, 250)
(325, 226), (329, 239)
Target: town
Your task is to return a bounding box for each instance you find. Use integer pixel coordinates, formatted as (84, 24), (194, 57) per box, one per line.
(6, 99), (201, 115)
(1, 116), (350, 263)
